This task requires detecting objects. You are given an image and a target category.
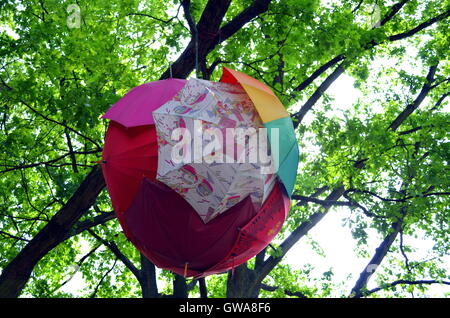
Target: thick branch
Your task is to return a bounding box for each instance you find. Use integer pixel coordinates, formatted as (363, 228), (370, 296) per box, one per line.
(290, 0), (408, 95)
(388, 65), (439, 131)
(365, 279), (450, 296)
(388, 9), (450, 42)
(88, 229), (141, 281)
(160, 0), (270, 80)
(0, 166), (106, 298)
(173, 274), (189, 298)
(257, 187), (346, 282)
(261, 283), (307, 298)
(0, 149), (101, 174)
(140, 253), (159, 298)
(292, 63), (346, 128)
(350, 221), (403, 298)
(181, 0), (197, 34)
(379, 0), (409, 27)
(293, 55), (345, 92)
(66, 212), (116, 240)
(199, 277), (208, 298)
(432, 91), (450, 110)
(160, 0), (232, 79)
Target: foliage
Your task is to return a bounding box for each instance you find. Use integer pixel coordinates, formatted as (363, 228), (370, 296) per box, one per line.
(0, 0), (449, 298)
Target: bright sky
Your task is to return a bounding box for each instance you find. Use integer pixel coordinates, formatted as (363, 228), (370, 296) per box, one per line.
(284, 73), (449, 298)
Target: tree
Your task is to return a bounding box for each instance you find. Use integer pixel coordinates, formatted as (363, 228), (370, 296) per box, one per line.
(0, 0), (449, 298)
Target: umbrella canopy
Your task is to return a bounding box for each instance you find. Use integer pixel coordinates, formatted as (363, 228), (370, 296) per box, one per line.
(119, 178), (289, 278)
(153, 78), (276, 223)
(221, 67), (299, 197)
(100, 67), (296, 279)
(103, 79), (186, 127)
(101, 121), (158, 214)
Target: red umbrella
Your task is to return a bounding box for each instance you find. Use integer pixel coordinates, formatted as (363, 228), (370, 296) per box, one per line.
(101, 80), (187, 214)
(118, 178), (290, 277)
(101, 121), (158, 214)
(103, 79), (187, 127)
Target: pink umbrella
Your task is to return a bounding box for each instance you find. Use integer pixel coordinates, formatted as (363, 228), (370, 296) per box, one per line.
(103, 79), (186, 127)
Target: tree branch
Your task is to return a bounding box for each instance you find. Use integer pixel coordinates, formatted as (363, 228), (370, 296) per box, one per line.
(88, 229), (141, 281)
(290, 0), (408, 95)
(0, 166), (106, 298)
(125, 9), (180, 25)
(63, 124), (79, 173)
(261, 283), (307, 298)
(19, 100), (102, 150)
(0, 231), (30, 242)
(388, 64), (439, 131)
(431, 91), (450, 110)
(351, 0), (364, 14)
(365, 279), (450, 296)
(379, 0), (409, 27)
(293, 55), (345, 92)
(199, 277), (208, 298)
(350, 220), (403, 298)
(388, 9), (450, 42)
(140, 253), (159, 298)
(90, 259), (117, 298)
(181, 0), (197, 34)
(160, 0), (270, 80)
(51, 244), (101, 294)
(0, 150), (101, 174)
(257, 187), (347, 282)
(399, 230), (411, 272)
(65, 211), (116, 240)
(292, 63), (346, 129)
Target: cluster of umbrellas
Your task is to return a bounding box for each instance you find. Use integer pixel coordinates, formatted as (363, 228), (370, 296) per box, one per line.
(101, 68), (298, 277)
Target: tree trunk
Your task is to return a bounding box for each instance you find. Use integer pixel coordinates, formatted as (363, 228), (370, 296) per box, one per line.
(199, 277), (208, 298)
(173, 274), (189, 298)
(226, 263), (261, 298)
(0, 166), (105, 298)
(139, 254), (159, 298)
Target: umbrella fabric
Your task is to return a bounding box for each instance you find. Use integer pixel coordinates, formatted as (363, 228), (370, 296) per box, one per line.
(119, 178), (289, 277)
(119, 178), (258, 276)
(200, 181), (290, 277)
(220, 67), (299, 197)
(264, 117), (299, 197)
(101, 121), (158, 214)
(152, 78), (276, 223)
(220, 67), (288, 122)
(100, 67), (295, 279)
(102, 79), (186, 127)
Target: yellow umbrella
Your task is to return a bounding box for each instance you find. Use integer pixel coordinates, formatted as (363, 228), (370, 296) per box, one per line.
(221, 67), (299, 197)
(221, 67), (289, 123)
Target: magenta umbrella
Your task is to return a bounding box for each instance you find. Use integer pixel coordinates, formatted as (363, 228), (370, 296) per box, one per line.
(103, 79), (187, 127)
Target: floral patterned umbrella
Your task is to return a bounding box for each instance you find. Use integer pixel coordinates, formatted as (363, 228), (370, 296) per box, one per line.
(153, 78), (277, 223)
